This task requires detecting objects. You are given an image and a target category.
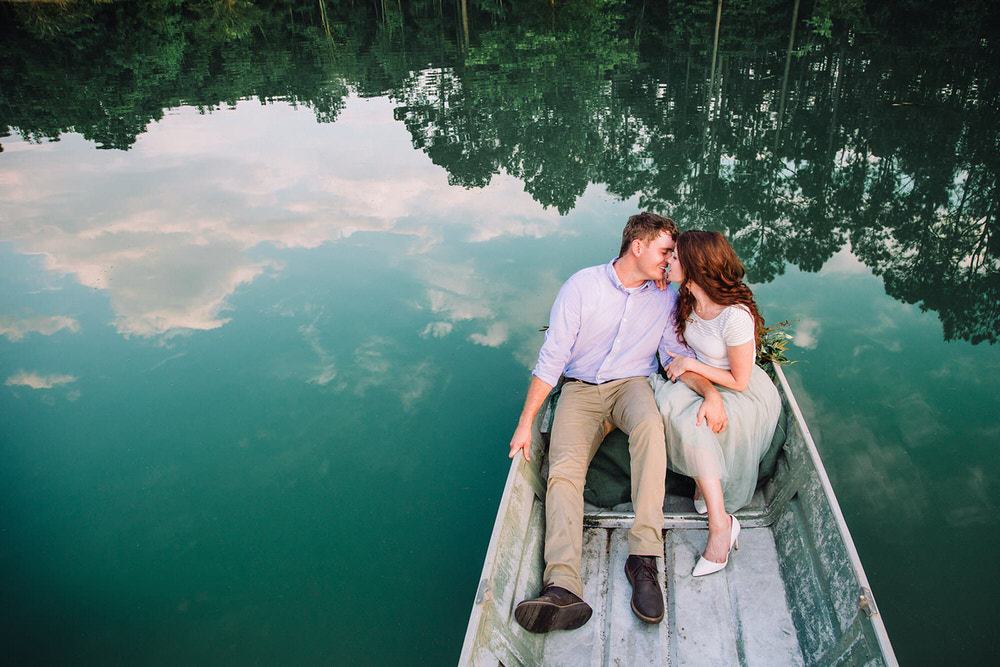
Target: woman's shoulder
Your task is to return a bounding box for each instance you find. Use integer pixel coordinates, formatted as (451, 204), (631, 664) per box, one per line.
(720, 304), (755, 343)
(721, 303), (753, 322)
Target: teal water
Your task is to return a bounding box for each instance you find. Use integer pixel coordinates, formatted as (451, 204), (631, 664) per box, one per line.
(2, 2), (998, 664)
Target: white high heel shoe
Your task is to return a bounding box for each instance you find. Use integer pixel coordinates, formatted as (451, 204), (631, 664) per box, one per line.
(692, 515), (740, 577)
(693, 497), (707, 514)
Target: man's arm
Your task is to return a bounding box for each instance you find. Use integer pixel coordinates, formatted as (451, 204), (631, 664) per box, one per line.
(508, 375), (554, 462)
(510, 274), (583, 461)
(677, 371), (727, 433)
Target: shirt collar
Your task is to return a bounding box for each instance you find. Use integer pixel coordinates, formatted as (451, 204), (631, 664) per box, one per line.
(606, 259), (652, 293)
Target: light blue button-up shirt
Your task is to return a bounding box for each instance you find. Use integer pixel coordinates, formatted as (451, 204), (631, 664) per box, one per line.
(532, 260), (689, 387)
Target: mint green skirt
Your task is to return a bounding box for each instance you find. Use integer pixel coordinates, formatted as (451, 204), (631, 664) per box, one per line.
(649, 364), (781, 513)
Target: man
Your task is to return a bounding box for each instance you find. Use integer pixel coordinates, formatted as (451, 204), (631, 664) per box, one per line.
(508, 212), (726, 633)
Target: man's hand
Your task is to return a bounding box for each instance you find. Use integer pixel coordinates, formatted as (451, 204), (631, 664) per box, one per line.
(508, 422), (533, 461)
(697, 392), (727, 433)
(507, 376), (554, 462)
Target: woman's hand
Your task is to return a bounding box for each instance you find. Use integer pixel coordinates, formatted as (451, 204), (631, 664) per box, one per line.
(697, 392), (727, 433)
(665, 355), (697, 381)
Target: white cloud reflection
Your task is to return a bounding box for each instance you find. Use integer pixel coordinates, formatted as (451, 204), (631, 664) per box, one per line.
(0, 96), (564, 340)
(421, 322), (453, 338)
(793, 317), (821, 349)
(5, 371), (77, 389)
(819, 246), (870, 276)
(0, 314), (80, 341)
(299, 321), (339, 387)
(469, 323), (509, 347)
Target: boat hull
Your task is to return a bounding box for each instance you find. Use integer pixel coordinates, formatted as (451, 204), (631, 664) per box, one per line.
(460, 366), (896, 666)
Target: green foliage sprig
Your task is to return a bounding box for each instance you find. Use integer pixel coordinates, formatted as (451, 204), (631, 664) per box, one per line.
(757, 320), (799, 377)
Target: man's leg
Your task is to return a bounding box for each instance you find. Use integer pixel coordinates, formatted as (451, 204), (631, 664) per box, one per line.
(543, 382), (607, 594)
(609, 377), (667, 554)
(609, 377), (667, 623)
(514, 382), (605, 633)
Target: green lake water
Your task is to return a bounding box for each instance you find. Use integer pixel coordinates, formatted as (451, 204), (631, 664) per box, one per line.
(1, 1), (998, 664)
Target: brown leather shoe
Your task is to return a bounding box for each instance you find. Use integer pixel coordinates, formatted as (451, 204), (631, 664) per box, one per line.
(625, 555), (664, 623)
(513, 585), (593, 633)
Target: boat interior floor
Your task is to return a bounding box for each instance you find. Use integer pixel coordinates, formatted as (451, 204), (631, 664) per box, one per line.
(530, 522), (804, 666)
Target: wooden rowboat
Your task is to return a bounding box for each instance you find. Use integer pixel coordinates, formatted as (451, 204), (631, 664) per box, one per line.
(460, 365), (897, 666)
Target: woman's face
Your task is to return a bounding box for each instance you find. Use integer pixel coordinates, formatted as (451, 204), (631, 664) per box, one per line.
(667, 246), (685, 284)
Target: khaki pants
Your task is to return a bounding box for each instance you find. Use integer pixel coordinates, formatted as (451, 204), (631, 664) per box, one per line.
(544, 377), (666, 597)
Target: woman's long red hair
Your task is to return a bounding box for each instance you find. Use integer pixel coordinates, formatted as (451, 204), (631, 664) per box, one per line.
(673, 230), (764, 349)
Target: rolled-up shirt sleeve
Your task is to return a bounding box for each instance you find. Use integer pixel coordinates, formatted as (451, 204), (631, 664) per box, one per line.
(532, 279), (582, 386)
(657, 289), (692, 364)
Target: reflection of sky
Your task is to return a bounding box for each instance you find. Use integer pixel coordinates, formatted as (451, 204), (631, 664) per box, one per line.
(0, 96), (565, 343)
(2, 96), (624, 664)
(760, 260), (1000, 537)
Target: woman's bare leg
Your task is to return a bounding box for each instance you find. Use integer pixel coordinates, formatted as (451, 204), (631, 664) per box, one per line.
(697, 478), (732, 563)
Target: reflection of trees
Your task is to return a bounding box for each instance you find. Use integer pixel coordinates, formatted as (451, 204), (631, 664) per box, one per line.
(0, 0), (350, 148)
(1, 0), (997, 342)
(394, 0), (633, 213)
(847, 51), (1000, 344)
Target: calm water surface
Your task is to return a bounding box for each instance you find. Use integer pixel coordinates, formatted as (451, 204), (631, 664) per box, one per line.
(1, 2), (998, 664)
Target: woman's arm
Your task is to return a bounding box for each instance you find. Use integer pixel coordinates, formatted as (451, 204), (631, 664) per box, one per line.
(664, 340), (755, 391)
(677, 371), (728, 433)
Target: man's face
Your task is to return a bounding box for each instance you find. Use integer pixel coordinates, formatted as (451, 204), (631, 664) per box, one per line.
(637, 231), (675, 282)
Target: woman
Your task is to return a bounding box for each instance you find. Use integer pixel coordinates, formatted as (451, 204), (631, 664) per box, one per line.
(649, 230), (781, 577)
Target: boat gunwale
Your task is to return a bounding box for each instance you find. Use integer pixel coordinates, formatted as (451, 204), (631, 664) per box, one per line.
(458, 438), (534, 666)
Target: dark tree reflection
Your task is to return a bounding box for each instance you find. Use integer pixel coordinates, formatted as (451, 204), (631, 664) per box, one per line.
(1, 0), (997, 342)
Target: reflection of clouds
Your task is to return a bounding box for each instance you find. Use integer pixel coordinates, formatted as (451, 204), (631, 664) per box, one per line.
(835, 421), (928, 525)
(427, 289), (493, 321)
(421, 322), (453, 338)
(299, 322), (339, 387)
(819, 247), (870, 276)
(889, 392), (943, 448)
(418, 261), (496, 323)
(871, 311), (899, 333)
(291, 321), (441, 412)
(469, 323), (509, 347)
(308, 364), (338, 386)
(947, 465), (995, 528)
(354, 338), (392, 376)
(793, 317), (820, 349)
(107, 252), (280, 337)
(495, 269), (567, 370)
(0, 314), (79, 341)
(350, 337), (440, 412)
(790, 375), (929, 527)
(398, 362), (436, 412)
(929, 355), (991, 385)
(5, 371), (77, 389)
(863, 310), (905, 352)
(0, 97), (563, 339)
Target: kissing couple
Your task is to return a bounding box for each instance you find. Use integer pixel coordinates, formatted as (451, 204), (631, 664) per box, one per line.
(507, 212), (781, 632)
